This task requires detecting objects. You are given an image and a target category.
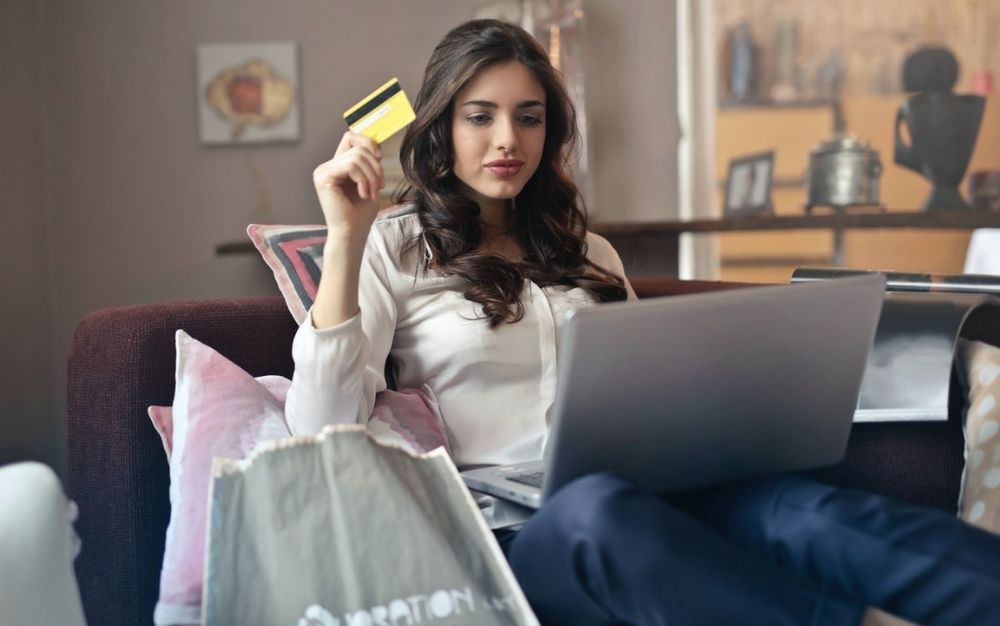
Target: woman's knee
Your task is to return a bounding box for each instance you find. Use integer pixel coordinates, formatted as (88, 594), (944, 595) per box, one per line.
(0, 462), (71, 532)
(687, 474), (820, 538)
(505, 473), (643, 624)
(508, 471), (643, 565)
(536, 472), (642, 536)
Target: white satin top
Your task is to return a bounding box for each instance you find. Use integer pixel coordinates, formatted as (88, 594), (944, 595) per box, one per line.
(285, 205), (635, 469)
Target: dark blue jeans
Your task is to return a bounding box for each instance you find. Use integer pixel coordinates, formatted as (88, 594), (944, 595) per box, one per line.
(498, 472), (1000, 626)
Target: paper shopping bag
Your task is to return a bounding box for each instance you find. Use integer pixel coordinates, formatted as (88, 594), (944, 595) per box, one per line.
(203, 425), (538, 626)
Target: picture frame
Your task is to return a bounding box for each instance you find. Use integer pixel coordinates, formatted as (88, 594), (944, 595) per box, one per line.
(196, 41), (301, 146)
(723, 151), (775, 215)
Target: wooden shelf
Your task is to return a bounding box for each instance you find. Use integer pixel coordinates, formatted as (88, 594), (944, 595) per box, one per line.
(596, 211), (1000, 278)
(593, 211), (1000, 236)
(717, 98), (837, 110)
(715, 177), (805, 189)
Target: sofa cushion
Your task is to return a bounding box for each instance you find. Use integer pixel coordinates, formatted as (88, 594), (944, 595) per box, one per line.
(153, 330), (290, 626)
(246, 208), (410, 324)
(957, 339), (1000, 532)
(247, 224), (327, 325)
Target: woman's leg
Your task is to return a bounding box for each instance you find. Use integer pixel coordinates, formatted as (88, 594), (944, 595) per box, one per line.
(505, 472), (864, 626)
(680, 475), (1000, 626)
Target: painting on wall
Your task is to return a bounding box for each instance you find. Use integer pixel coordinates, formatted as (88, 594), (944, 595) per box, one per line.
(196, 41), (300, 145)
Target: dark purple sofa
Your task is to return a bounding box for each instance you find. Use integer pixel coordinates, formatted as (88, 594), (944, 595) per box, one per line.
(66, 279), (965, 626)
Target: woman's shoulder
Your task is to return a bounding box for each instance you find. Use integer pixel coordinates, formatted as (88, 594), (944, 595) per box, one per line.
(368, 203), (421, 242)
(364, 203), (423, 271)
(374, 202), (419, 223)
(583, 231), (620, 264)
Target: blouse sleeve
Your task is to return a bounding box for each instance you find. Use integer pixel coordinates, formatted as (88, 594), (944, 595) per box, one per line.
(284, 228), (398, 435)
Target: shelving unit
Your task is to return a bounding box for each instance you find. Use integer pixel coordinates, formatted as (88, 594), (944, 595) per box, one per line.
(710, 96), (1000, 282)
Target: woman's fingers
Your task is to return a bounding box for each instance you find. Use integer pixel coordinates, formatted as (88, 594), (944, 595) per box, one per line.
(335, 130), (382, 160)
(354, 145), (386, 191)
(346, 164), (375, 200)
(314, 146), (384, 200)
(342, 149), (383, 200)
(311, 131), (386, 232)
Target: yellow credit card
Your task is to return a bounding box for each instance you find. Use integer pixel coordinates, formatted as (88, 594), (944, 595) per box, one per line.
(343, 77), (416, 144)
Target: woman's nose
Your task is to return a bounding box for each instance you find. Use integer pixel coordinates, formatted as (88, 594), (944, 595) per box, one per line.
(493, 117), (518, 152)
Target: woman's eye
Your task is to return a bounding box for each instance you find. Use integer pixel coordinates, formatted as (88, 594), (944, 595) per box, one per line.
(467, 114), (491, 126)
(519, 115), (543, 126)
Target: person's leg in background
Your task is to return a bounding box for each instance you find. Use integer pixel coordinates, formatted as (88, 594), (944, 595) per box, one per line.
(504, 472), (864, 626)
(684, 474), (1000, 626)
(0, 462), (87, 626)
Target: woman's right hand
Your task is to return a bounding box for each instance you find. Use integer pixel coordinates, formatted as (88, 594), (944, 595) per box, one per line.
(312, 131), (386, 239)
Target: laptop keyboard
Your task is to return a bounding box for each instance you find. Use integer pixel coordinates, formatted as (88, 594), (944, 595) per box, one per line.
(506, 471), (545, 489)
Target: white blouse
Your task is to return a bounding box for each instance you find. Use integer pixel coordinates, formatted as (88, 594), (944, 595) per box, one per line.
(285, 205), (636, 470)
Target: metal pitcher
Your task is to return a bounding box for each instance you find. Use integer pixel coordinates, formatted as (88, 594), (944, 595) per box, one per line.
(806, 134), (882, 211)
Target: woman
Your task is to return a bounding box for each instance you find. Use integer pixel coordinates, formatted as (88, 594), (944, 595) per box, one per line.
(287, 18), (1000, 626)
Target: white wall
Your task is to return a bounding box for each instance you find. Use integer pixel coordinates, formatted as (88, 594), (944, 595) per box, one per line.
(3, 0), (681, 477)
(584, 1), (680, 222)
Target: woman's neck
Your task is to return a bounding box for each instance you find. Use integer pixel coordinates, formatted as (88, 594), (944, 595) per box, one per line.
(475, 199), (524, 261)
(478, 199), (513, 239)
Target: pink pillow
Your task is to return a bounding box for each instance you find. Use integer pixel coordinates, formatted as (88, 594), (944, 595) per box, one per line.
(369, 385), (452, 456)
(147, 376), (291, 458)
(149, 331), (449, 626)
(148, 405), (173, 458)
(152, 331), (291, 626)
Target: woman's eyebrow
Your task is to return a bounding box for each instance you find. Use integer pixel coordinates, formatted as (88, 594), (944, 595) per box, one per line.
(458, 99), (545, 108)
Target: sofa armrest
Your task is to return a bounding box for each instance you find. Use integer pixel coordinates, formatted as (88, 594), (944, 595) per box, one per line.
(67, 296), (296, 626)
(818, 396), (965, 513)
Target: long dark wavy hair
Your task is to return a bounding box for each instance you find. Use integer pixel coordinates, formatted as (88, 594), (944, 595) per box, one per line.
(394, 19), (628, 327)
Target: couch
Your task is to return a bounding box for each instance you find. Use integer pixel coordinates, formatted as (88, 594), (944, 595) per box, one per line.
(66, 277), (967, 626)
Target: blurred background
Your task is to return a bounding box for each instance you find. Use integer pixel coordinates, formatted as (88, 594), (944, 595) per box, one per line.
(3, 0), (998, 477)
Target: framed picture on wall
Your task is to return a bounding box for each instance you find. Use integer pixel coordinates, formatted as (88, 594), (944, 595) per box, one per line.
(724, 151), (774, 215)
(196, 41), (301, 145)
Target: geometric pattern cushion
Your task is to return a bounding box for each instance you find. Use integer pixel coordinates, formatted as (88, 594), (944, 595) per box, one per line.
(246, 224), (327, 325)
(247, 207), (405, 324)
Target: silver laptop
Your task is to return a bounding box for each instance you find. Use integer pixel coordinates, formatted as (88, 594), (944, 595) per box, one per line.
(461, 275), (886, 509)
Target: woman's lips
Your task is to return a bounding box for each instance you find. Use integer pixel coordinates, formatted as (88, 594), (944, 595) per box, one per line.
(485, 160), (523, 178)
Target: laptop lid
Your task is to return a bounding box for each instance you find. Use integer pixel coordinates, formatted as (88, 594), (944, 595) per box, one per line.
(540, 274), (885, 502)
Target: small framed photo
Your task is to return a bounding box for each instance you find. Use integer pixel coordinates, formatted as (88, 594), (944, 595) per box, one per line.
(724, 151), (775, 215)
(196, 41), (301, 146)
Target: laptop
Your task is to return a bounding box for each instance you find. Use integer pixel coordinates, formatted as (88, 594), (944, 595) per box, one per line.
(461, 275), (886, 509)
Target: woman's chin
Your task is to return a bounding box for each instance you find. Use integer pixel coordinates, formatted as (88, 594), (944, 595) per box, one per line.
(483, 180), (528, 200)
(457, 177), (529, 207)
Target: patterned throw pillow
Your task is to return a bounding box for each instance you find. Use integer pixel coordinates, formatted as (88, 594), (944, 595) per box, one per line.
(246, 224), (327, 324)
(957, 339), (1000, 532)
(247, 208), (406, 324)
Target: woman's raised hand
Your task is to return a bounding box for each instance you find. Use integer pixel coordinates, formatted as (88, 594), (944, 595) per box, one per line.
(312, 131), (386, 239)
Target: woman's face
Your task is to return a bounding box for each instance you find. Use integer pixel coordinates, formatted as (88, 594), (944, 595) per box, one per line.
(450, 62), (547, 213)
